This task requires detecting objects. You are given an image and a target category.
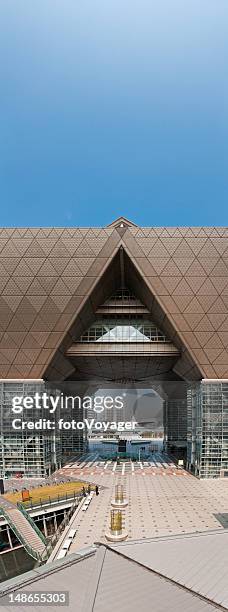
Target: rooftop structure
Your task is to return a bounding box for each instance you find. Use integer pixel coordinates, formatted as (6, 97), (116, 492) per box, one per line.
(0, 529), (227, 611)
(0, 218), (228, 477)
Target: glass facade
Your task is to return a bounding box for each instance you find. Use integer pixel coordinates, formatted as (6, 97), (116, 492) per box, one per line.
(164, 398), (187, 456)
(187, 382), (228, 478)
(1, 379), (228, 478)
(79, 287), (171, 344)
(0, 382), (61, 478)
(80, 319), (170, 343)
(0, 381), (89, 477)
(105, 288), (137, 302)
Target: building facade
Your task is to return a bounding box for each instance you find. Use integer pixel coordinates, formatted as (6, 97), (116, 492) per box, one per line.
(0, 217), (228, 477)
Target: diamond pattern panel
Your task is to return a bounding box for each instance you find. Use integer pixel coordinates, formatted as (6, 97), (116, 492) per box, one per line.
(0, 225), (227, 379)
(124, 228), (228, 378)
(0, 228), (120, 377)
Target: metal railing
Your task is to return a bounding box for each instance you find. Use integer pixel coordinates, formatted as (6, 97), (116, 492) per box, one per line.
(0, 506), (46, 562)
(1, 493), (83, 563)
(17, 503), (47, 545)
(38, 494), (83, 562)
(20, 490), (83, 511)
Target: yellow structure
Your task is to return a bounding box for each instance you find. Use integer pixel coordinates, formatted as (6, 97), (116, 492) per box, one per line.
(5, 481), (86, 507)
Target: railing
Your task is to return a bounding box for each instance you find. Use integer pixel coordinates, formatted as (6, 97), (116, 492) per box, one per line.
(20, 490), (84, 511)
(38, 494), (83, 562)
(1, 494), (83, 563)
(17, 503), (47, 545)
(0, 506), (46, 562)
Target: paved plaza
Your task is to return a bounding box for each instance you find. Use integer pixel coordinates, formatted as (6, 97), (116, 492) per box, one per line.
(55, 453), (228, 552)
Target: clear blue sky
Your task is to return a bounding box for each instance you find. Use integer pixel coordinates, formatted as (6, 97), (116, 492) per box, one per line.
(0, 1), (228, 227)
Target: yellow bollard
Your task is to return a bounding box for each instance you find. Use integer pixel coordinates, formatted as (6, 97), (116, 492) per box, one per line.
(110, 509), (122, 533)
(106, 509), (128, 542)
(115, 485), (124, 503)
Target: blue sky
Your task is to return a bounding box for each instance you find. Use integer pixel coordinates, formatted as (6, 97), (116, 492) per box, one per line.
(0, 1), (227, 227)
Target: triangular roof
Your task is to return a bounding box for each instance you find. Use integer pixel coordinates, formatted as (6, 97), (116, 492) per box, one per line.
(106, 216), (138, 228)
(0, 225), (228, 379)
(0, 534), (225, 611)
(109, 529), (228, 610)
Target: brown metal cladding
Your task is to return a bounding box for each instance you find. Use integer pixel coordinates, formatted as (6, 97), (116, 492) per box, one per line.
(0, 221), (227, 379)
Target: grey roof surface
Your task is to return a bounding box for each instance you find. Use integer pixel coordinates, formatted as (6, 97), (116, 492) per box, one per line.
(0, 534), (226, 612)
(111, 529), (228, 609)
(0, 552), (95, 612)
(90, 547), (218, 612)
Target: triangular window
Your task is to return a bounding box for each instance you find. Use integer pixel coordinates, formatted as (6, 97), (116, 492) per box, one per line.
(80, 288), (170, 343)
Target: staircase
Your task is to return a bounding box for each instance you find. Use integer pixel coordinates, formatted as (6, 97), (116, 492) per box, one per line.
(0, 495), (47, 561)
